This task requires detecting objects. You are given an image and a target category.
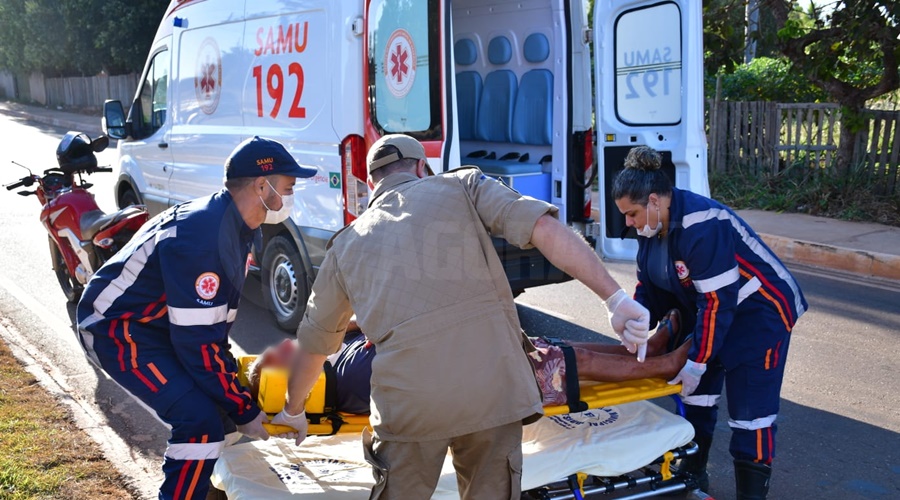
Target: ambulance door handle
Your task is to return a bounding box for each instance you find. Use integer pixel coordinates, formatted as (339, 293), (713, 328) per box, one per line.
(158, 141), (168, 149)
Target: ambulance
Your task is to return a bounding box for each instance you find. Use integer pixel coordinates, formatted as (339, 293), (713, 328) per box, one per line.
(101, 0), (707, 330)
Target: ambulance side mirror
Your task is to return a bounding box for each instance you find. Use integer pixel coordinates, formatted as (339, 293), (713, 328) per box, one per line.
(102, 99), (129, 140)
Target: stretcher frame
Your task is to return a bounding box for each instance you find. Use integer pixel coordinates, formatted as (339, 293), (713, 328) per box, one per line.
(236, 355), (708, 499)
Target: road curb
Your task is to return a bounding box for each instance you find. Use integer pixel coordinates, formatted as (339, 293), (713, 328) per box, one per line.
(759, 233), (900, 281)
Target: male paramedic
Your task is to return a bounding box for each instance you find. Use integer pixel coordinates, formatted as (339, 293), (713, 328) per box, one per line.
(612, 146), (807, 499)
(76, 136), (316, 500)
(270, 134), (652, 499)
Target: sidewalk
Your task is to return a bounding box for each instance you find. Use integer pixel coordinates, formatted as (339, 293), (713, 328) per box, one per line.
(2, 100), (898, 281)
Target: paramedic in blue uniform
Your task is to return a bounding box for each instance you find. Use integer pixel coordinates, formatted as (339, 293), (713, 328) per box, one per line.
(75, 136), (316, 500)
(612, 146), (807, 500)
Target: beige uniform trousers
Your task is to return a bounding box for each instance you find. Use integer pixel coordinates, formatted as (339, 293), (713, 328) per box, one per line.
(363, 420), (524, 500)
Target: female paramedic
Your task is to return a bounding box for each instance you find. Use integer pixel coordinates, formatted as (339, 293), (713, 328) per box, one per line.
(611, 146), (807, 500)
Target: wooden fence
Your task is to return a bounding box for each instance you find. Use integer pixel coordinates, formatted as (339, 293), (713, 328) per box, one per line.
(42, 73), (139, 109)
(708, 100), (900, 194)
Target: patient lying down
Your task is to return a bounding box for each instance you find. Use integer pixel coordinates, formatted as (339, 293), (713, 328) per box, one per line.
(248, 310), (690, 413)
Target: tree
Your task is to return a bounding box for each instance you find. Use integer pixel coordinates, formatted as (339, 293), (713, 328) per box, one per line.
(763, 0), (900, 171)
(0, 0), (167, 76)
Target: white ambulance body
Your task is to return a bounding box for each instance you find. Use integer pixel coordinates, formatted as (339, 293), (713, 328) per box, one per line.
(102, 0), (706, 330)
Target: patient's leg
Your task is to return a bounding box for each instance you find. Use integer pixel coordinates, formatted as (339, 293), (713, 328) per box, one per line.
(569, 308), (680, 358)
(573, 340), (690, 382)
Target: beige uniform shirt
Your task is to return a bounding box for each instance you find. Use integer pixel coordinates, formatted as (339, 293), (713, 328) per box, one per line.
(297, 167), (558, 441)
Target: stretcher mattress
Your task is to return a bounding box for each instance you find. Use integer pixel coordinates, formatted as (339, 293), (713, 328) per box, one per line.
(211, 400), (694, 499)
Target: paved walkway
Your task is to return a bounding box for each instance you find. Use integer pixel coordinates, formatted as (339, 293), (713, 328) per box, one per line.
(2, 99), (898, 280)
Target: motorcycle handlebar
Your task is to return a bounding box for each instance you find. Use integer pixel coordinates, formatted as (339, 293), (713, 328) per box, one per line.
(6, 179), (27, 191)
(93, 167), (114, 173)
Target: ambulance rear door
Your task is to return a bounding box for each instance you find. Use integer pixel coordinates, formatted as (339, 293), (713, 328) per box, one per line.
(593, 0), (708, 260)
(364, 0), (456, 175)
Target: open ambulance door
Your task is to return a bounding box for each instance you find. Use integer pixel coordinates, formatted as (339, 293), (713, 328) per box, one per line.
(362, 0), (455, 180)
(593, 0), (708, 260)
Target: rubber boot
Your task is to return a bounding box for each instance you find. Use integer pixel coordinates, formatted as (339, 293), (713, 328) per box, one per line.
(680, 433), (712, 492)
(734, 459), (772, 500)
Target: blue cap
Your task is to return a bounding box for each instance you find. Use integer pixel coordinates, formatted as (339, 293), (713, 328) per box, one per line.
(225, 136), (317, 179)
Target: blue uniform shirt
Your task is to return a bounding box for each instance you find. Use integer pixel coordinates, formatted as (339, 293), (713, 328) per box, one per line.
(76, 189), (262, 425)
(635, 188), (807, 366)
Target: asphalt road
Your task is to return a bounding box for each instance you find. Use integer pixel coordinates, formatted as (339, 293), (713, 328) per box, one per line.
(0, 114), (897, 499)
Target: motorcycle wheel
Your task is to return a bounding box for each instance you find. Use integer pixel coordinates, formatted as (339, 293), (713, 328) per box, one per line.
(49, 237), (83, 303)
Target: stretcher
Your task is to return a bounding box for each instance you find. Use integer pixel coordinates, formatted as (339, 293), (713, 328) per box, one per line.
(216, 355), (708, 499)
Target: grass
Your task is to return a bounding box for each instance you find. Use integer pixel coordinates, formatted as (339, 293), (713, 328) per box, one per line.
(710, 160), (900, 227)
(0, 338), (134, 500)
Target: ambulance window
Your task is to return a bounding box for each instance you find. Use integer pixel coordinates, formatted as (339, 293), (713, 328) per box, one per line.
(367, 0), (441, 140)
(138, 49), (169, 137)
(614, 2), (682, 126)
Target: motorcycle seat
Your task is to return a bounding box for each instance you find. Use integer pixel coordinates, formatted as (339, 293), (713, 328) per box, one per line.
(81, 206), (145, 241)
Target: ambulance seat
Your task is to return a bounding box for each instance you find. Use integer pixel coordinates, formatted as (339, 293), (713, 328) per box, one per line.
(475, 36), (516, 143)
(513, 33), (553, 146)
(455, 38), (482, 141)
(475, 33), (553, 201)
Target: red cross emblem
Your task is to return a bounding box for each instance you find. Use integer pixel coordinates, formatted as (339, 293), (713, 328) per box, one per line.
(383, 29), (416, 98)
(195, 272), (220, 300)
(390, 43), (409, 84)
(200, 58), (217, 96)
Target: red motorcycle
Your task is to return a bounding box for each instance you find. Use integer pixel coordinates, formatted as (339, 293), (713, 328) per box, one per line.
(5, 131), (149, 302)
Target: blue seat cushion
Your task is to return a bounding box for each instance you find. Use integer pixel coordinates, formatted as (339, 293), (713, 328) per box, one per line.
(468, 158), (543, 176)
(476, 70), (517, 142)
(512, 69), (553, 145)
(455, 38), (478, 66)
(456, 71), (482, 140)
(523, 33), (550, 63)
(488, 36), (512, 65)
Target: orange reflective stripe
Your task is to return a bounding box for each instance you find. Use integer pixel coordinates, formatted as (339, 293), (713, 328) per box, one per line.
(121, 314), (139, 370)
(138, 305), (168, 324)
(758, 287), (791, 331)
(147, 362), (168, 385)
(183, 435), (209, 500)
(765, 349), (772, 370)
(756, 429), (763, 461)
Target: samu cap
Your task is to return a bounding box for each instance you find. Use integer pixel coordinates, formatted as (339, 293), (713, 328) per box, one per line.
(225, 136), (317, 179)
(366, 134), (433, 175)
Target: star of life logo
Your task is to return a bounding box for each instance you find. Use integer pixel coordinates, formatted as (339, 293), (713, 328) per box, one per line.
(195, 272), (220, 300)
(195, 37), (222, 115)
(383, 29), (416, 98)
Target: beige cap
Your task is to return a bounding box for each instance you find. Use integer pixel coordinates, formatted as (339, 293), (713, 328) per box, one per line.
(366, 134), (432, 175)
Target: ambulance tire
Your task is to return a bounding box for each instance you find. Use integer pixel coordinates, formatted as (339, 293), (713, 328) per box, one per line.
(118, 187), (140, 209)
(261, 235), (310, 332)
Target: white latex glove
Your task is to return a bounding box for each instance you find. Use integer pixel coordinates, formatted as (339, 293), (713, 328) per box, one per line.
(605, 289), (651, 357)
(668, 359), (707, 397)
(235, 412), (270, 441)
(272, 408), (309, 446)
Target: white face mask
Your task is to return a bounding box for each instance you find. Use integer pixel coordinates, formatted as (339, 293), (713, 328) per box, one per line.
(636, 201), (662, 238)
(260, 179), (293, 225)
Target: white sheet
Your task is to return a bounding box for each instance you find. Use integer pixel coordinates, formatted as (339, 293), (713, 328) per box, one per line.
(211, 401), (694, 499)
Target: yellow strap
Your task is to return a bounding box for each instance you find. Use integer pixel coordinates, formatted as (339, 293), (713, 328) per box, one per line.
(576, 472), (588, 497)
(660, 451), (675, 481)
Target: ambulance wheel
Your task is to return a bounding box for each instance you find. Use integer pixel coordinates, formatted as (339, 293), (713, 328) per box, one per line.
(261, 235), (309, 332)
(118, 187), (140, 209)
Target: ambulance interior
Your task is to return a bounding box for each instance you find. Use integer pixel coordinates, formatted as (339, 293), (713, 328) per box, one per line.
(450, 0), (568, 205)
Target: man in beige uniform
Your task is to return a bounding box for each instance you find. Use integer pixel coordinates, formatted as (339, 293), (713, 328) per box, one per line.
(271, 135), (651, 499)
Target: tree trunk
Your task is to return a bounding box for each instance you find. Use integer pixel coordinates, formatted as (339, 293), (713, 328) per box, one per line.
(836, 121), (857, 176)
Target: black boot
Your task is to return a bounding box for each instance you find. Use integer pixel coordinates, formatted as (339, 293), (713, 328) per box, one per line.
(734, 459), (772, 499)
(679, 433), (712, 492)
